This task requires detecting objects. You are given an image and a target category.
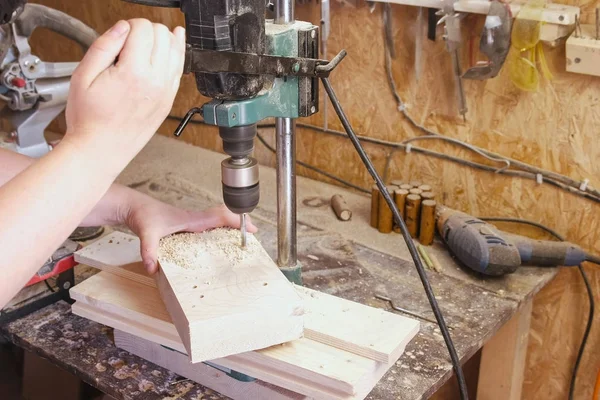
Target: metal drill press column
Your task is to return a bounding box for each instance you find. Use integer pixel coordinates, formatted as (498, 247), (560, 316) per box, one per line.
(274, 0), (301, 284)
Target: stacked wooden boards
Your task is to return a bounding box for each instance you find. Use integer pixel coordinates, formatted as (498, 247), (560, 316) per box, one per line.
(78, 230), (304, 362)
(72, 231), (420, 399)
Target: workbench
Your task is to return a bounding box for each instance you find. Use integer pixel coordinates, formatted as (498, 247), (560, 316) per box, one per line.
(0, 135), (558, 400)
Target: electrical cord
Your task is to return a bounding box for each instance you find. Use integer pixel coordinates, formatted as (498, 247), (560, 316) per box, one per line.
(164, 114), (600, 204)
(480, 217), (594, 400)
(382, 26), (600, 202)
(254, 131), (370, 193)
(321, 76), (469, 400)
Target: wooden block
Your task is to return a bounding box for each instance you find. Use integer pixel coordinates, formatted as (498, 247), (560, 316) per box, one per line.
(477, 300), (533, 400)
(393, 189), (409, 234)
(331, 194), (352, 221)
(69, 272), (399, 400)
(75, 232), (419, 364)
(113, 330), (307, 400)
(419, 200), (436, 246)
(566, 25), (600, 77)
(405, 194), (422, 238)
(370, 185), (379, 229)
(75, 231), (150, 287)
(155, 229), (304, 363)
(296, 286), (418, 364)
(377, 186), (395, 233)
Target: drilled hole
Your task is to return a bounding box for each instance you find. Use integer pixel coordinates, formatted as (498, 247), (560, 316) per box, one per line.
(263, 282), (268, 286)
(200, 295), (205, 299)
(193, 285), (198, 289)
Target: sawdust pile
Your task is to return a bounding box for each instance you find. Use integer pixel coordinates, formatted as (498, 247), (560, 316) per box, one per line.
(158, 228), (261, 269)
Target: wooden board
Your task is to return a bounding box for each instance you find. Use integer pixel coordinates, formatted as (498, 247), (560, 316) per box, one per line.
(113, 329), (308, 400)
(69, 272), (392, 400)
(157, 229), (305, 363)
(75, 232), (419, 364)
(477, 300), (533, 400)
(297, 286), (418, 364)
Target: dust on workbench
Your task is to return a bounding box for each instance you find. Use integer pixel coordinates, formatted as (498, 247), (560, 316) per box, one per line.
(158, 228), (261, 269)
(0, 302), (228, 400)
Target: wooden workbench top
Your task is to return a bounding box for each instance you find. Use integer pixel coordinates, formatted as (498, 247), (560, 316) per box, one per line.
(0, 136), (558, 400)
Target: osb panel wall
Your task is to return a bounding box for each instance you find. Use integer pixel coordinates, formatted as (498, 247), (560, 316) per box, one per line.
(26, 0), (600, 398)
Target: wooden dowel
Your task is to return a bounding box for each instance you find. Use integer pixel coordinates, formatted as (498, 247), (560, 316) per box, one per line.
(409, 188), (423, 195)
(393, 189), (409, 233)
(418, 184), (432, 192)
(370, 185), (380, 228)
(378, 186), (395, 233)
(390, 179), (404, 187)
(331, 195), (352, 221)
(419, 200), (436, 245)
(421, 191), (435, 201)
(409, 181), (422, 188)
(405, 194), (422, 238)
(400, 183), (413, 191)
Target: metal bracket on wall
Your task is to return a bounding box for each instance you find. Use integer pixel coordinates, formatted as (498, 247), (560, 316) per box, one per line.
(371, 0), (580, 42)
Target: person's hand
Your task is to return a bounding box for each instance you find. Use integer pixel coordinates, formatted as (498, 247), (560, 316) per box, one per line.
(123, 196), (258, 274)
(64, 19), (185, 162)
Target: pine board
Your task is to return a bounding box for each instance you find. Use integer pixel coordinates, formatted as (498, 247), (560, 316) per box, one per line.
(69, 272), (389, 399)
(75, 232), (419, 364)
(113, 329), (309, 400)
(77, 230), (305, 363)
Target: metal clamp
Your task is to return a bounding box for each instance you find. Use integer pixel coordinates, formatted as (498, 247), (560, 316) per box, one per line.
(185, 47), (347, 78)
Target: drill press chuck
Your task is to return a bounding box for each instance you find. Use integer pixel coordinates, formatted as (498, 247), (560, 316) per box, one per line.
(219, 124), (260, 215)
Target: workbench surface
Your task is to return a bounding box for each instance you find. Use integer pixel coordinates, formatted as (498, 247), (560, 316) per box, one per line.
(1, 136), (558, 400)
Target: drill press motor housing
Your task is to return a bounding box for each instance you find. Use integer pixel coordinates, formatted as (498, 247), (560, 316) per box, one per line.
(126, 0), (320, 218)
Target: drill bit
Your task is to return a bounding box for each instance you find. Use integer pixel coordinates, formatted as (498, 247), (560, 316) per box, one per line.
(240, 213), (247, 248)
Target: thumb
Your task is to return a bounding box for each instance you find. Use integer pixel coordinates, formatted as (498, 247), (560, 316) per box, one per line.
(75, 20), (131, 88)
(139, 230), (160, 275)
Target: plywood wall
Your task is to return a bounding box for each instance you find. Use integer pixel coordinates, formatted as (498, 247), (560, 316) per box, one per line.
(26, 0), (600, 398)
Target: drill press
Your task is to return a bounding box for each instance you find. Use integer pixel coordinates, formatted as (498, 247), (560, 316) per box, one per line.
(124, 0), (343, 283)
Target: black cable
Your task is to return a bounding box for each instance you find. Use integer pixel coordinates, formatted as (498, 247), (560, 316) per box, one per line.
(321, 76), (469, 400)
(165, 115), (600, 204)
(480, 217), (594, 400)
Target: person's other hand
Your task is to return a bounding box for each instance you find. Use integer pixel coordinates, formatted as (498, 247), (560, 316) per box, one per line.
(64, 19), (185, 161)
(124, 198), (258, 274)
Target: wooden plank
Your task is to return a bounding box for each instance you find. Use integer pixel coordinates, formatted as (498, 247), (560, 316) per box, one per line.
(477, 300), (533, 400)
(75, 232), (420, 364)
(113, 329), (308, 400)
(157, 230), (304, 363)
(69, 272), (386, 399)
(296, 286), (418, 364)
(74, 231), (151, 287)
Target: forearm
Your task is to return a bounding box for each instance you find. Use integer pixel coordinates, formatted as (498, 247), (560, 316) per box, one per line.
(0, 138), (127, 307)
(0, 147), (137, 227)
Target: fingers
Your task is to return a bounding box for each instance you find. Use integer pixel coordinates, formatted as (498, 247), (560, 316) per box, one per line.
(117, 18), (154, 68)
(168, 26), (186, 87)
(151, 23), (171, 73)
(73, 20), (130, 88)
(139, 230), (160, 275)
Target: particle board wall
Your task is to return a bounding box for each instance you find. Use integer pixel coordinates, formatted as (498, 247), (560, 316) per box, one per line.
(26, 0), (600, 398)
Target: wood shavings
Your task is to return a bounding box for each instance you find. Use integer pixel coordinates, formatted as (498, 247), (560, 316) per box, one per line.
(158, 228), (261, 269)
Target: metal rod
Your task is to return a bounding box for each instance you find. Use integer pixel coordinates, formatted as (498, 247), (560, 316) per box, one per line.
(274, 0), (294, 24)
(240, 213), (247, 248)
(274, 0), (297, 269)
(275, 117), (297, 268)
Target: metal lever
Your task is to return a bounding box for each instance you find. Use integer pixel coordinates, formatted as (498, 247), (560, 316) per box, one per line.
(173, 107), (203, 137)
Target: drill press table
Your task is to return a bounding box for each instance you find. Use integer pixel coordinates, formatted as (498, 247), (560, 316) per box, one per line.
(1, 135), (558, 400)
